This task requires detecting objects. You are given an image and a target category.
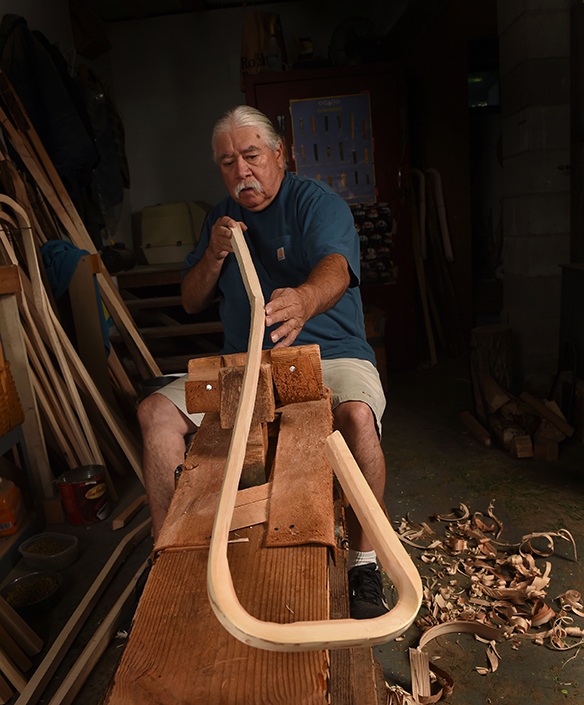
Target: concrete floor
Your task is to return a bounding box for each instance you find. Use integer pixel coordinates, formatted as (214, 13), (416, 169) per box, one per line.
(5, 356), (584, 704)
(376, 358), (584, 704)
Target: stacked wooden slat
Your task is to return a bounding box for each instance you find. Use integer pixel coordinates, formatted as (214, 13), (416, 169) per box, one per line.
(0, 596), (43, 703)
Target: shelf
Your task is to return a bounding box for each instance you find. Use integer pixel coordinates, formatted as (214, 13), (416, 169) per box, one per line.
(115, 264), (223, 376)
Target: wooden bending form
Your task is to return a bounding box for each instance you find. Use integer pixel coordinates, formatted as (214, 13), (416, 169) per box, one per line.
(207, 225), (423, 651)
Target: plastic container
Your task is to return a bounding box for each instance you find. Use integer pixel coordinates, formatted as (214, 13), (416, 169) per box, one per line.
(19, 532), (79, 571)
(0, 477), (24, 537)
(1, 570), (62, 617)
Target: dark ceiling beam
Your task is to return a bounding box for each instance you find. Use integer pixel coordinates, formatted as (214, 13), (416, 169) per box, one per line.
(180, 0), (207, 10)
(120, 0), (149, 18)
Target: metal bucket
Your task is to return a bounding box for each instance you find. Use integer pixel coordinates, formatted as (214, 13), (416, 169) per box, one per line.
(55, 465), (110, 526)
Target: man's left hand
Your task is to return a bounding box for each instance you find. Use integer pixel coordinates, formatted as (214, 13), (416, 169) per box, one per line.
(265, 288), (310, 348)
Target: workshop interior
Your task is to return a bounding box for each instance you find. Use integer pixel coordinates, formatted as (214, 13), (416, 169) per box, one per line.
(0, 1), (584, 703)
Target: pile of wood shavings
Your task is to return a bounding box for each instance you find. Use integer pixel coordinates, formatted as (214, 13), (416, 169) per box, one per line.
(388, 500), (583, 703)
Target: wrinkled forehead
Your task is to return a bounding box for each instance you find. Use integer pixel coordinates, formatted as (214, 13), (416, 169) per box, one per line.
(214, 126), (269, 161)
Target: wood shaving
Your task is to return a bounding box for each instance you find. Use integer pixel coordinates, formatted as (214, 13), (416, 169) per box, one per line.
(393, 500), (581, 702)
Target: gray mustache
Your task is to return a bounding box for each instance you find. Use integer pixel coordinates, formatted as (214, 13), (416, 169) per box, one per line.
(234, 179), (264, 198)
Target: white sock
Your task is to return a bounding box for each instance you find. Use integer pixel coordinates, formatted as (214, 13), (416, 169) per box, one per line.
(348, 549), (377, 570)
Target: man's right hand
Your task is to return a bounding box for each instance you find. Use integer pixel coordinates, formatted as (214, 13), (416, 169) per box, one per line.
(208, 216), (246, 260)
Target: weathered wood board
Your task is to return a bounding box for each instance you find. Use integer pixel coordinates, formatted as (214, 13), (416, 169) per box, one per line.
(104, 526), (330, 705)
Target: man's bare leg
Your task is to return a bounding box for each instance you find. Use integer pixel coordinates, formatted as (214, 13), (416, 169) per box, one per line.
(137, 393), (197, 539)
(333, 400), (389, 618)
(332, 400), (386, 551)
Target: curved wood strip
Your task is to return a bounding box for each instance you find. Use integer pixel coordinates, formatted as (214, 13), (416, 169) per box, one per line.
(207, 225), (423, 651)
(0, 195), (143, 481)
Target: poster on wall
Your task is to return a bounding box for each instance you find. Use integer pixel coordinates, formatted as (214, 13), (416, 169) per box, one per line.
(289, 93), (375, 205)
(290, 93), (396, 285)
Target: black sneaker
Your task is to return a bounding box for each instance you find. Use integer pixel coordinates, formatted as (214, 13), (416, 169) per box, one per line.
(348, 562), (390, 619)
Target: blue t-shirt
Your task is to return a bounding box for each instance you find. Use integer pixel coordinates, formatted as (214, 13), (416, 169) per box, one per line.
(184, 172), (375, 365)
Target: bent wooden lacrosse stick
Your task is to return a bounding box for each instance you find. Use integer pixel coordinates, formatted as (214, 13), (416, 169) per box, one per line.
(207, 224), (423, 651)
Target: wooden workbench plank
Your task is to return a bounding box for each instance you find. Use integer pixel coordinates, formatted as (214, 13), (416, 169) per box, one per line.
(106, 525), (329, 705)
(153, 413), (233, 553)
(155, 414), (270, 552)
(266, 397), (335, 548)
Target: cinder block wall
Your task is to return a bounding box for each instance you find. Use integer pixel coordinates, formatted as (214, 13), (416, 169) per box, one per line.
(498, 0), (572, 393)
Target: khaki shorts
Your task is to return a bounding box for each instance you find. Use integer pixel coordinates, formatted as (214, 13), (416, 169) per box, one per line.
(154, 357), (386, 436)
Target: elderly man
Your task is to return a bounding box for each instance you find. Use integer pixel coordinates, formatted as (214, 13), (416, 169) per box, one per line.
(137, 105), (389, 619)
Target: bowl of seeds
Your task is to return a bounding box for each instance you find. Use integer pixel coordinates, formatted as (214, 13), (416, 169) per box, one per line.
(1, 571), (62, 617)
(19, 532), (79, 571)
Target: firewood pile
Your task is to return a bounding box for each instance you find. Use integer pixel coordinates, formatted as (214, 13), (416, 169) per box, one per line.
(460, 325), (575, 460)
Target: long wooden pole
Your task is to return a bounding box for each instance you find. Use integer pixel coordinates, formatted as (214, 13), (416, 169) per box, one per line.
(46, 559), (150, 705)
(2, 196), (143, 484)
(2, 197), (106, 466)
(0, 227), (95, 467)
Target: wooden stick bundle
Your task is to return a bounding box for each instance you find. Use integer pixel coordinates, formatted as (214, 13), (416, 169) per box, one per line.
(0, 199), (143, 487)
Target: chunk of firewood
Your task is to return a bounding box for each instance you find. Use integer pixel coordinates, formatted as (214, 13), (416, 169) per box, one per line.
(544, 398), (567, 421)
(533, 438), (559, 461)
(499, 398), (524, 419)
(509, 434), (533, 459)
(489, 415), (525, 450)
(519, 392), (574, 437)
(482, 374), (511, 413)
(534, 418), (566, 443)
(498, 399), (541, 436)
(459, 411), (492, 447)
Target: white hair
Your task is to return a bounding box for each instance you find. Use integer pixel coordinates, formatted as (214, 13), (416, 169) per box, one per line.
(211, 105), (282, 162)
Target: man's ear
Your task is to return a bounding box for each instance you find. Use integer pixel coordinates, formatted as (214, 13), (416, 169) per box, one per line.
(274, 139), (287, 168)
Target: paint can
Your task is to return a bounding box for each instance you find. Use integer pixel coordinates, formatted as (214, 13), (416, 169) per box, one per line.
(55, 465), (110, 526)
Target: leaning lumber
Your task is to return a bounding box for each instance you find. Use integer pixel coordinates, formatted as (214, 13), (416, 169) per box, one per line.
(1, 199), (143, 484)
(410, 167), (437, 368)
(0, 623), (32, 673)
(46, 559), (150, 705)
(520, 391), (575, 438)
(0, 226), (95, 467)
(112, 495), (148, 530)
(0, 71), (160, 394)
(0, 647), (26, 693)
(13, 518), (151, 705)
(2, 197), (106, 466)
(0, 675), (12, 704)
(0, 274), (54, 502)
(0, 598), (42, 657)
